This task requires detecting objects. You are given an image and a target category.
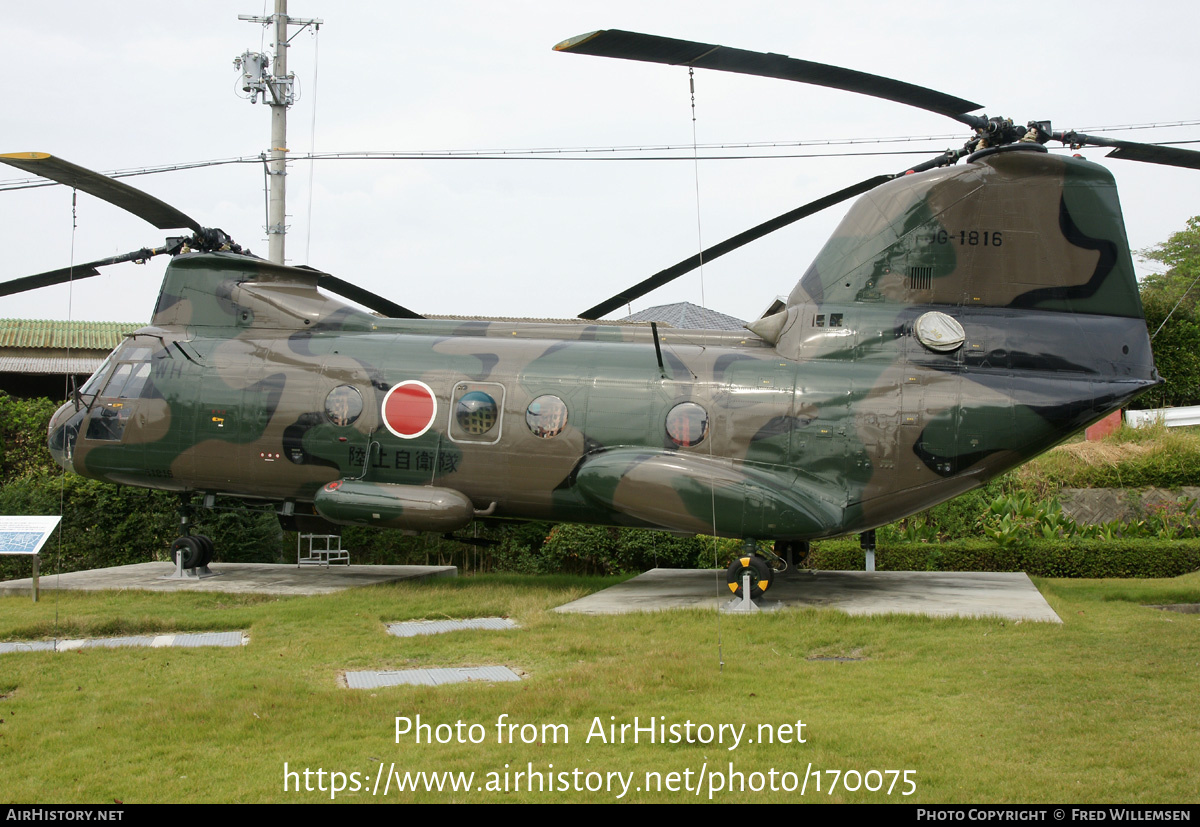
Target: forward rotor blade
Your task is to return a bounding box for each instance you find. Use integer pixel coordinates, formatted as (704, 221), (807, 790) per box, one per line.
(315, 273), (424, 319)
(555, 30), (982, 119)
(0, 152), (204, 232)
(579, 174), (892, 320)
(0, 246), (169, 298)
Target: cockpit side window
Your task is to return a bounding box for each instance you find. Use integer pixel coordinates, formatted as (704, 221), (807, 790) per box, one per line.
(119, 363), (152, 399)
(80, 352), (117, 397)
(101, 364), (134, 398)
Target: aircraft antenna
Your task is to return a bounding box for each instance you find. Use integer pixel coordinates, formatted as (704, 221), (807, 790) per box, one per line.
(235, 1), (323, 264)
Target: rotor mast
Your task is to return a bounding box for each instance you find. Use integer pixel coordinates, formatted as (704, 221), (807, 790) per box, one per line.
(236, 1), (322, 264)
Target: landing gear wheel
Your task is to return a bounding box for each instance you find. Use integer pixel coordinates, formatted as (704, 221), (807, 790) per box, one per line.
(192, 534), (214, 567)
(726, 555), (772, 599)
(170, 536), (203, 569)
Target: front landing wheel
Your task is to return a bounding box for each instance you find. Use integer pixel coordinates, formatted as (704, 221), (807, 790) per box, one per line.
(170, 536), (203, 569)
(725, 555), (772, 599)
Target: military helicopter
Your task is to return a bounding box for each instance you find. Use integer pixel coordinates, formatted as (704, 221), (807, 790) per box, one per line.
(3, 29), (1195, 596)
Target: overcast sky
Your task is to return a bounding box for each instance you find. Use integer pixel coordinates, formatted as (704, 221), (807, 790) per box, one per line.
(1, 0), (1197, 324)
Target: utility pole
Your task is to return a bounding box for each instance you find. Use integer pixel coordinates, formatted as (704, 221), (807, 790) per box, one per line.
(235, 1), (322, 264)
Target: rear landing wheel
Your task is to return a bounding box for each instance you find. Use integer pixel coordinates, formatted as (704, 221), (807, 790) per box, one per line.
(725, 555), (772, 599)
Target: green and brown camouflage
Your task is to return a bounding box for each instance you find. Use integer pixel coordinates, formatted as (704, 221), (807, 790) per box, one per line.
(46, 145), (1159, 543)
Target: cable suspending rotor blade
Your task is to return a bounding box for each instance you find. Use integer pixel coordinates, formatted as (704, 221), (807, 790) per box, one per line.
(579, 174), (892, 320)
(315, 274), (425, 319)
(0, 152), (204, 232)
(555, 30), (983, 119)
(0, 246), (167, 298)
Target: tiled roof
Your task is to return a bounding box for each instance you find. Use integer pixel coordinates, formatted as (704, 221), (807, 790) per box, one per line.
(620, 302), (747, 331)
(0, 319), (141, 350)
(425, 314), (650, 326)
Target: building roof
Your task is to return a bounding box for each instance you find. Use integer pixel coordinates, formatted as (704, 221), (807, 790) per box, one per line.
(619, 302), (747, 331)
(0, 319), (141, 350)
(0, 356), (110, 375)
(425, 314), (651, 326)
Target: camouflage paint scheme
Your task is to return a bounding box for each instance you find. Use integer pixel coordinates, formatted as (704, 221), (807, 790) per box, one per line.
(47, 146), (1158, 542)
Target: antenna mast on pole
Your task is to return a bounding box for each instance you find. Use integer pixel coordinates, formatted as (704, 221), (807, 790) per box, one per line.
(235, 1), (322, 265)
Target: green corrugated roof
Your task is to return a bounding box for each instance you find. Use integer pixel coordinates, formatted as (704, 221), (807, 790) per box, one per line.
(0, 319), (142, 350)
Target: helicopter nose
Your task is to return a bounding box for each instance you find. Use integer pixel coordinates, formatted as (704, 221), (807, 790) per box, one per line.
(47, 401), (83, 473)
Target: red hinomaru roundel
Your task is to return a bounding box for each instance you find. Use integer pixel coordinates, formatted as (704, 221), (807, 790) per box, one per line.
(381, 380), (437, 439)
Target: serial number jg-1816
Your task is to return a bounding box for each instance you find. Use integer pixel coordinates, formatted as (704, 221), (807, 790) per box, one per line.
(929, 229), (1004, 246)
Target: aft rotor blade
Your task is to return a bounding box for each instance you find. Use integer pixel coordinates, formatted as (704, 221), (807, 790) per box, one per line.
(315, 273), (424, 319)
(0, 246), (169, 298)
(555, 30), (982, 119)
(579, 174), (892, 320)
(1055, 133), (1200, 171)
(0, 152), (204, 232)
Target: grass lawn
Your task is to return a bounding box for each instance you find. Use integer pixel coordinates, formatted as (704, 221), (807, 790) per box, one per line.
(0, 571), (1197, 803)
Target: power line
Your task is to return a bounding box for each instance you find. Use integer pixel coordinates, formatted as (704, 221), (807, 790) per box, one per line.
(1, 125), (1198, 192)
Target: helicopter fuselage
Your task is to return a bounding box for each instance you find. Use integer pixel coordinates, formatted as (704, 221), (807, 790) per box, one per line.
(47, 148), (1159, 541)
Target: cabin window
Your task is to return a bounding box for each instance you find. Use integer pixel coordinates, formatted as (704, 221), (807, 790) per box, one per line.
(456, 391), (498, 435)
(448, 381), (506, 444)
(325, 385), (363, 427)
(829, 313), (844, 327)
(666, 402), (709, 447)
(85, 406), (126, 441)
(526, 395), (568, 439)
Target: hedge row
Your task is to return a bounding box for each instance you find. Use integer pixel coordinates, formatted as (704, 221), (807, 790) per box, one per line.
(808, 538), (1200, 579)
(3, 462), (1198, 582)
(0, 471), (286, 582)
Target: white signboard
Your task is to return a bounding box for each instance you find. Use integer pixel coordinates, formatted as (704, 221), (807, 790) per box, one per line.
(0, 516), (62, 556)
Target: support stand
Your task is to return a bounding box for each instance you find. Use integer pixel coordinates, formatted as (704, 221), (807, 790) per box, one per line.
(160, 497), (221, 580)
(162, 556), (220, 581)
(723, 572), (763, 613)
(861, 529), (877, 572)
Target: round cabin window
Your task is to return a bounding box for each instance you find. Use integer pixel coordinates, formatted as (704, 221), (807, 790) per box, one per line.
(455, 390), (498, 435)
(526, 395), (568, 438)
(666, 402), (709, 447)
(324, 385), (363, 427)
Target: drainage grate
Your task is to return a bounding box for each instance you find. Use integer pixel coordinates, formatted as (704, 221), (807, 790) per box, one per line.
(0, 631), (248, 654)
(345, 666), (522, 689)
(386, 618), (518, 638)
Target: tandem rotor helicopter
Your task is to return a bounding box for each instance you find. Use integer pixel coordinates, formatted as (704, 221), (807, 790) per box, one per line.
(3, 29), (1198, 596)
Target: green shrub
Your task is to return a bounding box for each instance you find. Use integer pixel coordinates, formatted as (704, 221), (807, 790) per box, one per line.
(808, 537), (1200, 578)
(0, 392), (59, 480)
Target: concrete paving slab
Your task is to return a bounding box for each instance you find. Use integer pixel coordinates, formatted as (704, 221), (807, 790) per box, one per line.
(554, 568), (1062, 623)
(0, 562), (456, 597)
(0, 631), (248, 654)
(387, 618), (519, 637)
(344, 666), (522, 689)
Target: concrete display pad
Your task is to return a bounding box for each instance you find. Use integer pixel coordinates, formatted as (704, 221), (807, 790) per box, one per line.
(0, 561), (456, 597)
(555, 568), (1062, 623)
(0, 631), (248, 654)
(343, 666), (523, 689)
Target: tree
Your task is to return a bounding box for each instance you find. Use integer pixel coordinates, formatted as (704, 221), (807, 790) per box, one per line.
(1137, 216), (1200, 409)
